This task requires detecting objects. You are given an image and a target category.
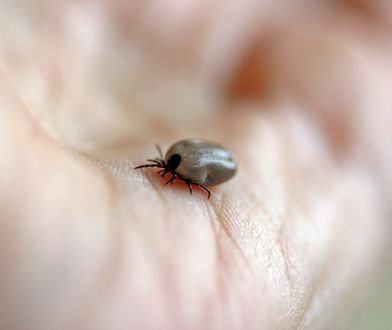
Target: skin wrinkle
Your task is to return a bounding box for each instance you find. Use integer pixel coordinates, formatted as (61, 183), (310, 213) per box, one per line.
(269, 117), (307, 325)
(205, 192), (275, 327)
(20, 126), (167, 328)
(231, 121), (295, 318)
(141, 202), (178, 328)
(123, 200), (176, 329)
(234, 188), (274, 262)
(187, 204), (220, 327)
(229, 109), (368, 328)
(276, 222), (295, 307)
(283, 196), (328, 324)
(211, 195), (276, 324)
(206, 204), (240, 328)
(245, 212), (272, 274)
(129, 183), (216, 328)
(210, 192), (286, 327)
(12, 150), (115, 328)
(294, 232), (337, 329)
(268, 244), (293, 326)
(91, 181), (130, 327)
(251, 210), (289, 321)
(149, 243), (181, 328)
(196, 213), (229, 328)
(69, 184), (123, 330)
(60, 164), (122, 329)
(201, 206), (222, 328)
(210, 196), (257, 276)
(295, 168), (380, 329)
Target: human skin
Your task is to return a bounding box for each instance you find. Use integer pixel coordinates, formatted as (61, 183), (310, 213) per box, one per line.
(0, 1), (391, 329)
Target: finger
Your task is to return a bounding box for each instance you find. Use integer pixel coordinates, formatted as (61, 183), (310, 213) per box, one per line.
(227, 17), (392, 207)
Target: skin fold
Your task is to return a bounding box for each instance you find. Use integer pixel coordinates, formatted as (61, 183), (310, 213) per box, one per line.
(0, 1), (391, 329)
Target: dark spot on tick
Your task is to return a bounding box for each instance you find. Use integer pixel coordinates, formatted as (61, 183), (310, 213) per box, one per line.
(167, 154), (181, 170)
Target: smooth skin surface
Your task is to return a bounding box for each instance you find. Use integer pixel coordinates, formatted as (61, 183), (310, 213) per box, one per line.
(0, 1), (392, 329)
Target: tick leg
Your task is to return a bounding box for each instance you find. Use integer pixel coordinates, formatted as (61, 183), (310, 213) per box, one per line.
(185, 181), (193, 195)
(147, 159), (163, 166)
(134, 164), (163, 169)
(164, 174), (176, 185)
(155, 144), (164, 159)
(160, 170), (169, 177)
(164, 177), (172, 185)
(193, 183), (211, 199)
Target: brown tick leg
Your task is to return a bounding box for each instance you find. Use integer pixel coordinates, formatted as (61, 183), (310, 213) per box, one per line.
(134, 164), (163, 169)
(147, 159), (163, 165)
(155, 144), (164, 159)
(185, 181), (193, 195)
(193, 183), (211, 199)
(164, 174), (176, 186)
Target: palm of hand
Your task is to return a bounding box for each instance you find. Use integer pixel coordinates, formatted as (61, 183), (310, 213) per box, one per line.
(0, 1), (391, 329)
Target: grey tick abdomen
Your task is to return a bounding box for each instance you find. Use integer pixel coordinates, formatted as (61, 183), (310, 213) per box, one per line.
(165, 139), (237, 186)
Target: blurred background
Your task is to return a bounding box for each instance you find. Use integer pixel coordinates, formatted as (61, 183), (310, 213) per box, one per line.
(0, 0), (391, 329)
(353, 266), (392, 330)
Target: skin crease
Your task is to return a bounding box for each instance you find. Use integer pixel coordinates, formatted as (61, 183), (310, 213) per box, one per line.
(0, 1), (392, 330)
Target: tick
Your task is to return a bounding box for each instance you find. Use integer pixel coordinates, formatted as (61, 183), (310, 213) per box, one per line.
(134, 138), (237, 198)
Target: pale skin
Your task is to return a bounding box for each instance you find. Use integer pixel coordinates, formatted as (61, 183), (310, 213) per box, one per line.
(0, 1), (392, 329)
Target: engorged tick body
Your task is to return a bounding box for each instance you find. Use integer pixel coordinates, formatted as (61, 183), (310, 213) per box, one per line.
(134, 138), (237, 198)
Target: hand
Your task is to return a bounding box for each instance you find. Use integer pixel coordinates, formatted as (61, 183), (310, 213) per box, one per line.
(0, 1), (391, 329)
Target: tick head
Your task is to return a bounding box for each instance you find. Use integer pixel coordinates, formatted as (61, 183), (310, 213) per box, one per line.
(166, 153), (181, 170)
